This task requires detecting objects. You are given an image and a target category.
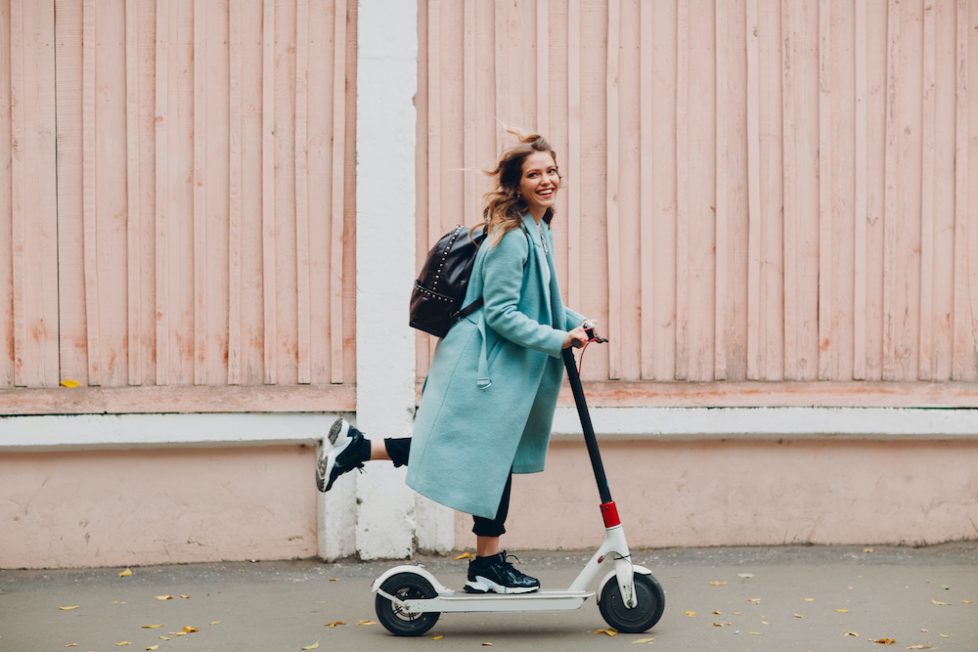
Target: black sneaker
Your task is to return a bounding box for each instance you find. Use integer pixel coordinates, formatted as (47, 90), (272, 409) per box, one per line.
(464, 552), (541, 594)
(316, 418), (370, 493)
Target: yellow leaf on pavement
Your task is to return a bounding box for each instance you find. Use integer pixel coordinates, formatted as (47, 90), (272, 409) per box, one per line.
(182, 626), (199, 633)
(118, 568), (133, 577)
(593, 628), (618, 637)
(803, 597), (816, 603)
(834, 608), (849, 613)
(140, 625), (162, 629)
(64, 644), (79, 648)
(454, 551), (475, 560)
(116, 643), (131, 647)
(301, 643), (320, 651)
(155, 595), (174, 601)
(60, 379), (80, 388)
(357, 619), (376, 626)
(433, 635), (444, 640)
(58, 605), (80, 611)
(931, 599), (951, 606)
(872, 638), (896, 645)
(146, 646), (159, 651)
(632, 637), (655, 644)
(684, 610), (697, 617)
(324, 621), (346, 628)
(906, 645), (933, 650)
(211, 620), (221, 625)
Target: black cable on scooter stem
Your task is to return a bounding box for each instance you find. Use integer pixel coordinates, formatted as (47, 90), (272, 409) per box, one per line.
(561, 346), (613, 505)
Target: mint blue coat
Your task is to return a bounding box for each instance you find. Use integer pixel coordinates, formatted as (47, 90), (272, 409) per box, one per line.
(406, 213), (586, 519)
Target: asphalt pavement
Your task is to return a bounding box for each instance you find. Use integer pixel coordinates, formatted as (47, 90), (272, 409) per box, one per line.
(1, 544), (976, 652)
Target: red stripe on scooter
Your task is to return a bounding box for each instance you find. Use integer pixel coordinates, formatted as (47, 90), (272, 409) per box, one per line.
(600, 502), (621, 528)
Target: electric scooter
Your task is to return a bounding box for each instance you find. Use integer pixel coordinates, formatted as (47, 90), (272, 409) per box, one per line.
(371, 329), (666, 636)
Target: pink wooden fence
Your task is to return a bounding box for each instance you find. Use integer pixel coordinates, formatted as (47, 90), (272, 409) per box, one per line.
(417, 0), (978, 405)
(0, 0), (357, 413)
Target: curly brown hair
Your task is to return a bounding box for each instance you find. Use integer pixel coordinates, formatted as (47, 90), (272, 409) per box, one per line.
(480, 129), (561, 246)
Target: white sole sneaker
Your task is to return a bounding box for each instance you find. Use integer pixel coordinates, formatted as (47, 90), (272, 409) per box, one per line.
(463, 576), (539, 595)
(316, 418), (354, 492)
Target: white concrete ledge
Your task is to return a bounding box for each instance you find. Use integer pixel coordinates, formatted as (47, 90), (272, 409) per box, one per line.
(552, 406), (978, 440)
(0, 413), (345, 451)
(2, 407), (978, 452)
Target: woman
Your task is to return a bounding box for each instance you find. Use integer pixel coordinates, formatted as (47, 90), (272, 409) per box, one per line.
(316, 130), (591, 594)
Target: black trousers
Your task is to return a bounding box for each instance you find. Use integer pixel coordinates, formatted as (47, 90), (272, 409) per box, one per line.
(384, 437), (512, 538)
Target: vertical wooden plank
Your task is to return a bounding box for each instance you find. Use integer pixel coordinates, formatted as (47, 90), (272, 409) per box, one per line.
(714, 0), (729, 380)
(462, 0), (475, 224)
(126, 0), (142, 385)
(427, 0), (441, 350)
(81, 0), (102, 386)
(853, 0), (868, 379)
(746, 0), (761, 380)
(781, 0), (818, 380)
(154, 0), (169, 385)
(953, 0), (973, 378)
(606, 0), (621, 379)
(228, 0), (242, 385)
(675, 0), (689, 380)
(329, 0), (347, 384)
(192, 0), (207, 384)
(295, 0), (311, 384)
(536, 0), (548, 136)
(54, 0), (87, 386)
(567, 0), (581, 312)
(882, 0), (900, 380)
(0, 0), (12, 386)
(639, 0), (654, 378)
(919, 0), (936, 379)
(651, 0), (677, 380)
(9, 0), (23, 385)
(261, 0), (276, 384)
(816, 0), (831, 379)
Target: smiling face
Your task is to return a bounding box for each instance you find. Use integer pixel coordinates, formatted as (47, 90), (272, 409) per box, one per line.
(518, 151), (560, 220)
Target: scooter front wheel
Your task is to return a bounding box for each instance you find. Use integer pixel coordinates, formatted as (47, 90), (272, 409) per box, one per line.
(374, 572), (441, 637)
(598, 572), (665, 633)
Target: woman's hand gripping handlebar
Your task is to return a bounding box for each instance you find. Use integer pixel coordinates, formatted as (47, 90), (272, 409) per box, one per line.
(563, 320), (608, 349)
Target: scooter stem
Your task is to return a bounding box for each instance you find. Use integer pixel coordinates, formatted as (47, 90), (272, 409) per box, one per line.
(561, 348), (613, 505)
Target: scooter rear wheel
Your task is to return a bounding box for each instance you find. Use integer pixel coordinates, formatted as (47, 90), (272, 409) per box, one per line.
(598, 572), (665, 633)
(375, 572), (441, 637)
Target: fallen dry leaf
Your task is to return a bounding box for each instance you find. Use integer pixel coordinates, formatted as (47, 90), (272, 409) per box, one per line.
(155, 595), (174, 601)
(931, 599), (951, 606)
(481, 643), (493, 647)
(179, 594), (191, 600)
(328, 578), (339, 582)
(803, 597), (816, 603)
(158, 636), (170, 641)
(737, 573), (755, 579)
(210, 620), (221, 625)
(324, 621), (346, 628)
(963, 599), (973, 605)
(115, 643), (131, 647)
(632, 637), (655, 644)
(433, 635), (444, 640)
(357, 619), (376, 626)
(684, 610), (696, 617)
(118, 568), (133, 578)
(939, 634), (951, 638)
(60, 379), (80, 388)
(748, 598), (762, 605)
(845, 632), (860, 638)
(872, 638), (896, 646)
(140, 625), (162, 629)
(708, 580), (727, 587)
(300, 643), (320, 651)
(834, 608), (850, 613)
(182, 626), (198, 633)
(905, 645), (932, 650)
(58, 605), (81, 611)
(64, 644), (79, 648)
(454, 551), (475, 560)
(593, 628), (618, 637)
(145, 646), (159, 651)
(793, 613), (804, 619)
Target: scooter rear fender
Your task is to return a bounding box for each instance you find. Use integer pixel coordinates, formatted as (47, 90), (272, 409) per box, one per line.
(370, 564), (452, 596)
